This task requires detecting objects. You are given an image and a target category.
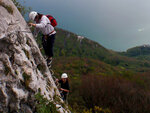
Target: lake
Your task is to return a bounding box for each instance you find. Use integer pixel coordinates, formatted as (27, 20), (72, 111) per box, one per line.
(19, 0), (150, 51)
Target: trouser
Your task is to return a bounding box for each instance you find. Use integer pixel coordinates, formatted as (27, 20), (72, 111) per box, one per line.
(60, 91), (68, 101)
(42, 34), (55, 57)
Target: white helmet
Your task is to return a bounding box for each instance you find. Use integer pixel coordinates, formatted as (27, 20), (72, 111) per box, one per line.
(61, 73), (68, 78)
(29, 11), (38, 21)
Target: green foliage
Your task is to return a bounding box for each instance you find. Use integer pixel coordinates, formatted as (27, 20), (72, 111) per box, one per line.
(53, 57), (119, 78)
(12, 0), (31, 17)
(0, 1), (13, 14)
(80, 74), (150, 113)
(53, 28), (111, 60)
(119, 46), (150, 64)
(22, 72), (31, 87)
(51, 56), (150, 112)
(52, 57), (122, 112)
(35, 93), (59, 113)
(34, 26), (150, 113)
(94, 106), (111, 113)
(83, 106), (111, 113)
(123, 45), (150, 57)
(22, 72), (30, 81)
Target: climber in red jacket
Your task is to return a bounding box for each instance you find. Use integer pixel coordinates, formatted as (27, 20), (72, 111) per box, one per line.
(28, 11), (56, 67)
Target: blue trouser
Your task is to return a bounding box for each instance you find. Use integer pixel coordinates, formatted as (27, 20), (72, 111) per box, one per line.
(60, 91), (68, 101)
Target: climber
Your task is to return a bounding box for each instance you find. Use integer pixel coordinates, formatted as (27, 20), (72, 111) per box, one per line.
(28, 11), (56, 67)
(56, 73), (70, 102)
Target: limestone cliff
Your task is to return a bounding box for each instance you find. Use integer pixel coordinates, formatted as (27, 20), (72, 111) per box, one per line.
(0, 0), (69, 112)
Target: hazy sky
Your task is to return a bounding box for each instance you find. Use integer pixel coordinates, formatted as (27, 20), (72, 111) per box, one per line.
(20, 0), (150, 51)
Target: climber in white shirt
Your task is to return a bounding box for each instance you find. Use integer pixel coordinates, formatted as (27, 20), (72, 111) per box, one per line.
(29, 11), (56, 67)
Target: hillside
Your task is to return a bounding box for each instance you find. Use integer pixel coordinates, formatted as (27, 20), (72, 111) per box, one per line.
(119, 45), (150, 61)
(35, 28), (150, 112)
(35, 28), (150, 72)
(37, 28), (112, 60)
(34, 25), (150, 113)
(50, 46), (150, 113)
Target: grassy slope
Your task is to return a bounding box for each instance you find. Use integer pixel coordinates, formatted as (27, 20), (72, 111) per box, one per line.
(53, 28), (150, 72)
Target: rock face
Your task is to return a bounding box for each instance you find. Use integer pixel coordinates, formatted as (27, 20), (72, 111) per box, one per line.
(0, 0), (69, 112)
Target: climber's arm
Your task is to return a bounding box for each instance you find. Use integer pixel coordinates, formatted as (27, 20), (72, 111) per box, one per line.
(60, 88), (69, 92)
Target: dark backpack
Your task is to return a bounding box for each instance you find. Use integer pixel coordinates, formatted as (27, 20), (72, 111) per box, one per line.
(46, 15), (57, 27)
